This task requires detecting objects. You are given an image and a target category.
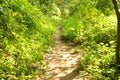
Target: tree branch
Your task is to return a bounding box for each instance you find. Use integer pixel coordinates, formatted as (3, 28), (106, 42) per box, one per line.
(112, 0), (120, 20)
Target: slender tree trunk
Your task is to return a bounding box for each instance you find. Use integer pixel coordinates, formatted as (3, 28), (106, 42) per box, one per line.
(112, 0), (120, 64)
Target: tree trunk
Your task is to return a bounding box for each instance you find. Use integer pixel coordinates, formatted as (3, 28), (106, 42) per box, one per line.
(112, 0), (120, 64)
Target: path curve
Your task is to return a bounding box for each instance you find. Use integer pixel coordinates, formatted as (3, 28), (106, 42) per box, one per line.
(39, 26), (83, 80)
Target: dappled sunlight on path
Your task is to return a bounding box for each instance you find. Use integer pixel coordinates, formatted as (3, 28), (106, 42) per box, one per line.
(40, 27), (83, 80)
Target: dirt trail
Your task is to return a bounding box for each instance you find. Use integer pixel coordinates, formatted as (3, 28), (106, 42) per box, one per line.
(42, 27), (83, 80)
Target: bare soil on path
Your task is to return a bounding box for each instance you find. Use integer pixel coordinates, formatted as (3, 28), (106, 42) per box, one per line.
(39, 27), (84, 80)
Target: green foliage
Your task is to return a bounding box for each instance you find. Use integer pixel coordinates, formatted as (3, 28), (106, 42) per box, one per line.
(0, 0), (116, 79)
(61, 15), (83, 44)
(0, 0), (55, 79)
(61, 5), (99, 44)
(81, 41), (116, 79)
(38, 0), (55, 14)
(96, 0), (113, 15)
(61, 0), (117, 79)
(86, 15), (117, 44)
(61, 0), (116, 44)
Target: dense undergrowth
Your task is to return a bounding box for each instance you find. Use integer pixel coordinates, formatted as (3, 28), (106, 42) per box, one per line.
(0, 0), (119, 79)
(61, 0), (117, 79)
(0, 0), (57, 79)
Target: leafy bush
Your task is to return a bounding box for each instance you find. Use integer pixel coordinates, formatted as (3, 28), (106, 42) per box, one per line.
(61, 5), (116, 44)
(61, 16), (84, 44)
(81, 41), (116, 79)
(0, 0), (55, 79)
(61, 0), (117, 79)
(95, 0), (113, 15)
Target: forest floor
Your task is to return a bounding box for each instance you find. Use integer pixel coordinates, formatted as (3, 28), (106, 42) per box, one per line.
(39, 27), (84, 80)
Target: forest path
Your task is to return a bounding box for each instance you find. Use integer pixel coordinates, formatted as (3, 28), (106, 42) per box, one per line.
(41, 26), (83, 80)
